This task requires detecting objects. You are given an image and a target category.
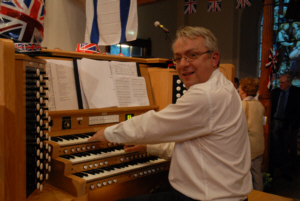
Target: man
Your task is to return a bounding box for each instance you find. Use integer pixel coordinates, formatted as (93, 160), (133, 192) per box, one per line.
(270, 73), (300, 180)
(89, 26), (252, 201)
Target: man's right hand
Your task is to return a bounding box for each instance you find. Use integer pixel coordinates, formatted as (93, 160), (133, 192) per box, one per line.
(124, 145), (147, 152)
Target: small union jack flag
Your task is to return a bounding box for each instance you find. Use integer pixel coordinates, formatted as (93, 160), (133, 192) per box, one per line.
(76, 43), (101, 54)
(25, 43), (40, 51)
(14, 42), (41, 52)
(0, 0), (45, 43)
(15, 43), (25, 51)
(184, 0), (197, 14)
(236, 0), (251, 9)
(266, 48), (279, 91)
(207, 0), (221, 12)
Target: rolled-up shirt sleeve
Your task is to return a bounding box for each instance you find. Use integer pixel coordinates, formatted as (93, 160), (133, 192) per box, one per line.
(147, 142), (175, 160)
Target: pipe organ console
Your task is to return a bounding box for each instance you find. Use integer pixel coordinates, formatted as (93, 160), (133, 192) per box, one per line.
(0, 39), (234, 201)
(0, 39), (174, 201)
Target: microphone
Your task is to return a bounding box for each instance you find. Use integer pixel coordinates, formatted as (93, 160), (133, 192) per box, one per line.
(154, 21), (169, 33)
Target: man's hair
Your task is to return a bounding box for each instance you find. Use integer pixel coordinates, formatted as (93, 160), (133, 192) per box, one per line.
(172, 26), (219, 53)
(281, 73), (293, 83)
(240, 77), (259, 97)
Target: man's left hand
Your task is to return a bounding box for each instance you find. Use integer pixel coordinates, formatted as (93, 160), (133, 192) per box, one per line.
(88, 129), (109, 143)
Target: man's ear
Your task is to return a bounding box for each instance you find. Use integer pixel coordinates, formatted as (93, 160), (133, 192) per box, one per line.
(212, 52), (220, 67)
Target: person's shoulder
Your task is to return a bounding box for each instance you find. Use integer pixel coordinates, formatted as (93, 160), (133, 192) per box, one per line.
(271, 87), (281, 95)
(291, 85), (300, 90)
(290, 85), (300, 97)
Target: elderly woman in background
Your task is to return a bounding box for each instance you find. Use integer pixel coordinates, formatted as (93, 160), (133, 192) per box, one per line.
(238, 78), (265, 191)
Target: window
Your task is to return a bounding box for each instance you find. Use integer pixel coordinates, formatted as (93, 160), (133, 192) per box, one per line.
(260, 0), (300, 87)
(107, 38), (151, 58)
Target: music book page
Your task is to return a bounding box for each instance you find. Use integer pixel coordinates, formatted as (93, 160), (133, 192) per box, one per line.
(110, 61), (149, 107)
(79, 58), (118, 109)
(113, 77), (149, 107)
(76, 59), (90, 109)
(45, 60), (79, 111)
(110, 61), (138, 77)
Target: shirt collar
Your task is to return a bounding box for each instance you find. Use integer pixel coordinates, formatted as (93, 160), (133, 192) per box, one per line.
(243, 96), (254, 101)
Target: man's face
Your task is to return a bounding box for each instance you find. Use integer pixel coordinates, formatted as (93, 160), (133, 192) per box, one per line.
(173, 37), (219, 89)
(279, 76), (291, 90)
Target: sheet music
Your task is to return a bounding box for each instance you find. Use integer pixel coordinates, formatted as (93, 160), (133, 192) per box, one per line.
(45, 62), (56, 111)
(76, 59), (89, 109)
(45, 60), (79, 111)
(131, 77), (150, 106)
(110, 61), (138, 77)
(110, 61), (149, 106)
(46, 58), (150, 110)
(113, 77), (149, 107)
(79, 58), (118, 109)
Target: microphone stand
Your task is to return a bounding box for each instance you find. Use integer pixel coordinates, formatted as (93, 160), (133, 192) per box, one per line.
(165, 31), (173, 48)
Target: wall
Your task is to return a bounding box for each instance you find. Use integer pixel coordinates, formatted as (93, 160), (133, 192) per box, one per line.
(41, 0), (264, 78)
(239, 1), (264, 79)
(42, 0), (86, 51)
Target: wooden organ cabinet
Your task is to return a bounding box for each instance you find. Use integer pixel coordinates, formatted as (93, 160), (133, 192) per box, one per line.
(0, 38), (170, 201)
(0, 38), (235, 201)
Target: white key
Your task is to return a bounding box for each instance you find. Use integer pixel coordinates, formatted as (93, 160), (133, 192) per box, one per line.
(70, 149), (125, 164)
(83, 158), (167, 182)
(56, 136), (92, 146)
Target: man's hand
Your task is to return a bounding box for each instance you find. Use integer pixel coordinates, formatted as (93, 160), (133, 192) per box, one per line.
(88, 129), (109, 143)
(124, 145), (147, 152)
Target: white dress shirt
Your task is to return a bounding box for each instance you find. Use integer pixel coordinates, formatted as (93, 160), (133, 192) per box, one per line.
(105, 69), (252, 201)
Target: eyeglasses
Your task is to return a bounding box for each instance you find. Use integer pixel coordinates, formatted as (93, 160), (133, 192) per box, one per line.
(172, 51), (212, 64)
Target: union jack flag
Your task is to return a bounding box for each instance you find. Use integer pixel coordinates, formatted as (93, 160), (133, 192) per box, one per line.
(25, 43), (40, 51)
(15, 43), (25, 51)
(184, 0), (197, 14)
(236, 0), (251, 9)
(207, 0), (221, 12)
(0, 0), (45, 43)
(266, 48), (279, 91)
(14, 42), (41, 52)
(76, 43), (101, 54)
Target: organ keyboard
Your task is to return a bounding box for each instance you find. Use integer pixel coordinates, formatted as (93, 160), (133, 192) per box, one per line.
(47, 107), (171, 199)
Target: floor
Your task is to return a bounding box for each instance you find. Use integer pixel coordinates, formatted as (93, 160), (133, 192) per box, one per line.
(266, 156), (300, 201)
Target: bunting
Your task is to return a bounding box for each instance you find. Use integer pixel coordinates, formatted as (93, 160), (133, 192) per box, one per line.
(184, 0), (197, 14)
(207, 0), (221, 12)
(236, 0), (251, 9)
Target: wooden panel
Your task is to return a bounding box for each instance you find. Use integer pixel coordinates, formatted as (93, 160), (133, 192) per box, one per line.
(147, 67), (177, 111)
(27, 183), (87, 201)
(219, 64), (235, 83)
(0, 39), (48, 201)
(249, 190), (293, 201)
(88, 171), (169, 201)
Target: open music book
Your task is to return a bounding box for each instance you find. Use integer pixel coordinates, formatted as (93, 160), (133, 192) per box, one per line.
(46, 59), (149, 111)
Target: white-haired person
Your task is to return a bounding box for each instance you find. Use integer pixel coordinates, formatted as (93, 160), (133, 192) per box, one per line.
(89, 26), (252, 201)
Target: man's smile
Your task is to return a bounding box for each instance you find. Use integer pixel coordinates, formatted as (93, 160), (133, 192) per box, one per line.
(183, 71), (195, 76)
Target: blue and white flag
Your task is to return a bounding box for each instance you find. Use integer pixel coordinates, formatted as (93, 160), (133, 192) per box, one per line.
(85, 0), (138, 46)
